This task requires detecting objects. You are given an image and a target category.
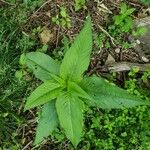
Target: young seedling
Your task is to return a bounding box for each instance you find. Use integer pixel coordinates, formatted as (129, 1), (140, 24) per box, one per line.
(113, 3), (135, 33)
(75, 0), (86, 11)
(24, 16), (150, 147)
(52, 7), (71, 28)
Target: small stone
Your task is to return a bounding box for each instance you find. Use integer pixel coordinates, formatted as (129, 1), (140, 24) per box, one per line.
(115, 48), (120, 53)
(142, 56), (149, 63)
(105, 54), (115, 64)
(46, 11), (51, 17)
(136, 39), (141, 44)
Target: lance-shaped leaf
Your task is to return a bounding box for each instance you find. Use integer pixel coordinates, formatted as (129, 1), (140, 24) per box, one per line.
(25, 81), (61, 110)
(80, 75), (150, 109)
(60, 16), (92, 82)
(56, 93), (83, 147)
(34, 100), (58, 145)
(26, 52), (60, 81)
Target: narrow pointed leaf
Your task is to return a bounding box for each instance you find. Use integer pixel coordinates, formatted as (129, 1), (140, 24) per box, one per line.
(81, 75), (150, 108)
(26, 52), (60, 81)
(25, 81), (61, 110)
(34, 100), (58, 145)
(60, 16), (92, 82)
(56, 93), (83, 147)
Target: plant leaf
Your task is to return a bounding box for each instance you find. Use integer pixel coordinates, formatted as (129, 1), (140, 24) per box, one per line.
(25, 81), (61, 110)
(68, 81), (92, 100)
(80, 75), (150, 109)
(26, 52), (60, 81)
(60, 16), (92, 82)
(34, 100), (58, 145)
(56, 93), (83, 147)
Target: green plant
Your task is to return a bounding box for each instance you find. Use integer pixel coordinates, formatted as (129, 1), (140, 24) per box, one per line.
(104, 3), (135, 48)
(24, 16), (150, 147)
(52, 7), (71, 28)
(108, 3), (147, 48)
(113, 3), (135, 33)
(75, 0), (86, 11)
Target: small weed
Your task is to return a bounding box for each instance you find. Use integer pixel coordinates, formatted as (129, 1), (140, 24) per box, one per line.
(75, 0), (86, 11)
(52, 7), (71, 28)
(107, 3), (147, 49)
(93, 3), (137, 50)
(113, 3), (135, 33)
(32, 26), (43, 36)
(108, 3), (135, 46)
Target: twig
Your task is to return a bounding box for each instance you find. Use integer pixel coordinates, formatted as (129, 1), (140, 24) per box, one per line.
(89, 62), (150, 75)
(107, 62), (150, 72)
(97, 24), (116, 46)
(22, 141), (33, 150)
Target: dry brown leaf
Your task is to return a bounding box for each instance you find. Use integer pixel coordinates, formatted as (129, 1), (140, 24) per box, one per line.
(105, 54), (116, 64)
(39, 28), (53, 44)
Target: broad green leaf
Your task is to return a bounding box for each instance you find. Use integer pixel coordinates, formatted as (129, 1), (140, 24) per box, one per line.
(68, 81), (92, 100)
(26, 52), (60, 81)
(34, 100), (58, 145)
(25, 81), (61, 110)
(56, 93), (83, 147)
(80, 75), (150, 109)
(60, 16), (92, 82)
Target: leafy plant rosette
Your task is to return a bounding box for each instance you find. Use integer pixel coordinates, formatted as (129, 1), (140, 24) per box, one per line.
(24, 16), (150, 147)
